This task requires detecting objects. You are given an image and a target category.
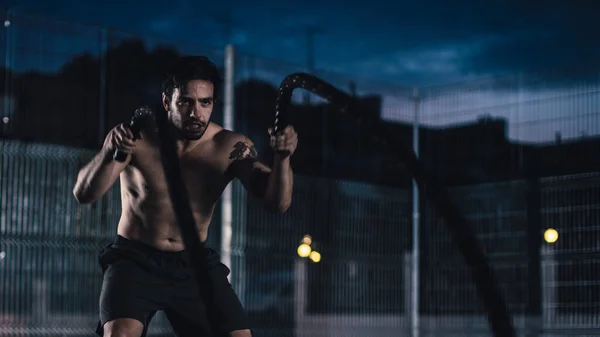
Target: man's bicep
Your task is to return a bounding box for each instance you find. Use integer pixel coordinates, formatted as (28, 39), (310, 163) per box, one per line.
(226, 138), (271, 197)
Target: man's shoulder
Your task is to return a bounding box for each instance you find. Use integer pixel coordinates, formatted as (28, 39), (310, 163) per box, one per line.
(212, 126), (254, 148)
(211, 127), (257, 162)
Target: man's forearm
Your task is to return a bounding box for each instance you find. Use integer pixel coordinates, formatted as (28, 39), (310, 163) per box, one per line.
(73, 148), (126, 203)
(264, 155), (294, 213)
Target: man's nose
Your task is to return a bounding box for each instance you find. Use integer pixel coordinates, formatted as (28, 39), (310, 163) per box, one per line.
(188, 108), (203, 121)
(189, 105), (200, 117)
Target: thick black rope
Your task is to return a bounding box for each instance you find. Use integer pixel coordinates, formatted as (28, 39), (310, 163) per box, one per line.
(152, 106), (214, 300)
(154, 109), (205, 254)
(272, 72), (516, 337)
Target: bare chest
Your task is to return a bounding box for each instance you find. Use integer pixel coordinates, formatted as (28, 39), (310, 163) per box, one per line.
(125, 143), (230, 205)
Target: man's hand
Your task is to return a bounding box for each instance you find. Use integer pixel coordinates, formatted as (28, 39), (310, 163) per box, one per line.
(103, 123), (138, 155)
(268, 125), (298, 158)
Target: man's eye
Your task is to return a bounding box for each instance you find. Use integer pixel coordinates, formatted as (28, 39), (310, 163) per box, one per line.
(177, 100), (190, 106)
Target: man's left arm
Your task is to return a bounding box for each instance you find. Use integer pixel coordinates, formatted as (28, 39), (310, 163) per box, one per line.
(226, 126), (297, 213)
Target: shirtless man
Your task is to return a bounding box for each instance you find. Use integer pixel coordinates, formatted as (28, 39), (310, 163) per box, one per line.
(72, 56), (298, 337)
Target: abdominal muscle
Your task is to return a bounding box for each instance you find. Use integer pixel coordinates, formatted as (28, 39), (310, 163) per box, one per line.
(116, 182), (215, 252)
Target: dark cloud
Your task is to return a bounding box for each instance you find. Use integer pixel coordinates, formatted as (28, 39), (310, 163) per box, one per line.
(8, 0), (600, 86)
(462, 33), (599, 75)
(317, 1), (600, 86)
(455, 2), (600, 75)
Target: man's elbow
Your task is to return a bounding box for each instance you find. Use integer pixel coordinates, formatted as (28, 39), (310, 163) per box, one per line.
(263, 198), (292, 214)
(72, 186), (95, 204)
(266, 199), (291, 214)
(73, 190), (90, 204)
(276, 201), (291, 214)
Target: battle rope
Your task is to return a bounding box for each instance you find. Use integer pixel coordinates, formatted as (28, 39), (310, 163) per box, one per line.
(272, 72), (516, 337)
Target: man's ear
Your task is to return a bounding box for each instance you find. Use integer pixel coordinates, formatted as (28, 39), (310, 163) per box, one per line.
(162, 93), (170, 111)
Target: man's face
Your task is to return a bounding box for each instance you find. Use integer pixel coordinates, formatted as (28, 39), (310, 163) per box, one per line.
(163, 79), (215, 140)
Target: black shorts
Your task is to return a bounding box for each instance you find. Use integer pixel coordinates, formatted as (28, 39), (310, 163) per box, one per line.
(95, 235), (250, 337)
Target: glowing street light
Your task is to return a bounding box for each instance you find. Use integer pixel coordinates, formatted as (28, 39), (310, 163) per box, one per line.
(297, 243), (312, 258)
(309, 251), (321, 263)
(297, 234), (322, 261)
(544, 228), (559, 244)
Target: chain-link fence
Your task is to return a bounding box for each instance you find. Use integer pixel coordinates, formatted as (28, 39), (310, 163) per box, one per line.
(2, 8), (600, 337)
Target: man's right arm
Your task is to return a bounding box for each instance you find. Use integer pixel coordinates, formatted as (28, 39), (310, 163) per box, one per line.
(72, 148), (130, 204)
(73, 123), (136, 204)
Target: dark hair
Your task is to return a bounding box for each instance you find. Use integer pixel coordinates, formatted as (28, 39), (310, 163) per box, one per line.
(162, 55), (221, 100)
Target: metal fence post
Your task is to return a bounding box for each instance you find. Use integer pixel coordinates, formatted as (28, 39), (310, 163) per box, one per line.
(98, 27), (108, 146)
(541, 245), (557, 329)
(526, 145), (542, 337)
(222, 44), (236, 280)
(2, 9), (14, 137)
(222, 44), (247, 305)
(411, 87), (420, 337)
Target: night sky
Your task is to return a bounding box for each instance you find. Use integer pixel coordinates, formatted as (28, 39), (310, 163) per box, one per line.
(8, 0), (600, 85)
(4, 0), (600, 141)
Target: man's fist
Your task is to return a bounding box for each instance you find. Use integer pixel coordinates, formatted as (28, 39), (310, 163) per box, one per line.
(103, 123), (138, 155)
(268, 125), (298, 158)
